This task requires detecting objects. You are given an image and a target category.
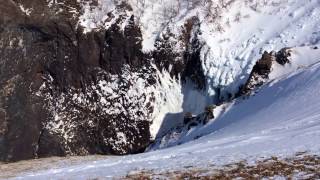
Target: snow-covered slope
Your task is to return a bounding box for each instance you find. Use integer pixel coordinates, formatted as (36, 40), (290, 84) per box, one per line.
(14, 50), (320, 179)
(149, 45), (320, 149)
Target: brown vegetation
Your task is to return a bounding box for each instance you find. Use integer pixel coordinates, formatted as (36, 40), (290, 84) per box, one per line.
(123, 153), (320, 179)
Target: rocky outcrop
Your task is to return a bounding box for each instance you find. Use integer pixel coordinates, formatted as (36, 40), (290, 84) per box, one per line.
(238, 48), (292, 96)
(152, 16), (206, 89)
(275, 48), (292, 65)
(0, 1), (206, 162)
(238, 51), (274, 96)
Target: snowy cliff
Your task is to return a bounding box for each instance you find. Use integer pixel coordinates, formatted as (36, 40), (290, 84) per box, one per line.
(78, 0), (320, 138)
(0, 0), (320, 162)
(12, 44), (320, 180)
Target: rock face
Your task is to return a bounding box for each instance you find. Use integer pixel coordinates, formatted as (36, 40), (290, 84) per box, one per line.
(238, 51), (274, 96)
(0, 1), (206, 162)
(238, 48), (292, 96)
(0, 0), (49, 162)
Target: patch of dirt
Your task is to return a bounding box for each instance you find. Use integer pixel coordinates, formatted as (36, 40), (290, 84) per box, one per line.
(0, 155), (108, 179)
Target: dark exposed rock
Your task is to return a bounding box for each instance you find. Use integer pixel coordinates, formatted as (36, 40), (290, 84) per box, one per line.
(238, 48), (292, 96)
(238, 51), (274, 96)
(34, 13), (153, 157)
(182, 17), (206, 90)
(254, 51), (274, 76)
(0, 1), (206, 162)
(152, 16), (206, 90)
(0, 0), (151, 162)
(275, 48), (292, 65)
(0, 2), (50, 162)
(37, 129), (67, 158)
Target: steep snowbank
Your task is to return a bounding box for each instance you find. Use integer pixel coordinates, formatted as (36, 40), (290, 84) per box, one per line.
(14, 53), (320, 179)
